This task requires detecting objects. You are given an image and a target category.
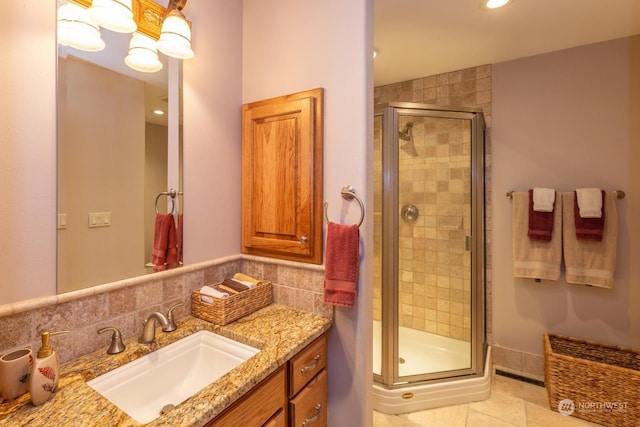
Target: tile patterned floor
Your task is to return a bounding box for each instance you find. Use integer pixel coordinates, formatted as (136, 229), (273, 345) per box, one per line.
(373, 372), (603, 426)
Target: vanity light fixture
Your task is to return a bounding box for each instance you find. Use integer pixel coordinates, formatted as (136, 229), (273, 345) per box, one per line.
(57, 0), (194, 73)
(88, 0), (137, 33)
(57, 1), (105, 52)
(125, 32), (163, 72)
(486, 0), (510, 9)
(153, 109), (165, 115)
(156, 0), (194, 60)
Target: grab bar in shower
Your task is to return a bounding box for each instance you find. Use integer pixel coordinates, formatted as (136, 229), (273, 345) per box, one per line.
(324, 185), (365, 227)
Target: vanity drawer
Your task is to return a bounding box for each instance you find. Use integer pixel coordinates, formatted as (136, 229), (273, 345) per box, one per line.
(289, 334), (327, 397)
(289, 369), (327, 427)
(263, 408), (286, 427)
(208, 366), (286, 426)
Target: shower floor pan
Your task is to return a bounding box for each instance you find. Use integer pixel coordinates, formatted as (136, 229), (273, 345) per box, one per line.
(373, 346), (491, 415)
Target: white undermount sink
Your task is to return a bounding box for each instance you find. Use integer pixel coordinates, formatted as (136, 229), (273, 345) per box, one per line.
(87, 330), (260, 424)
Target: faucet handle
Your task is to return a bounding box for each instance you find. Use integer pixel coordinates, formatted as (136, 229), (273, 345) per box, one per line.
(98, 327), (126, 354)
(165, 302), (185, 332)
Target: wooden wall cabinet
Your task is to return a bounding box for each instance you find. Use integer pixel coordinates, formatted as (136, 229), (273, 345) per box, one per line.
(241, 88), (324, 264)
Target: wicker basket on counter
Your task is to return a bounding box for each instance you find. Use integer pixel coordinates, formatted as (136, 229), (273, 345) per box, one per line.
(544, 332), (640, 426)
(191, 280), (272, 325)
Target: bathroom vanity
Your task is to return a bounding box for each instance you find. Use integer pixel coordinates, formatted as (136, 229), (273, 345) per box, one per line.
(0, 305), (332, 426)
(208, 333), (328, 426)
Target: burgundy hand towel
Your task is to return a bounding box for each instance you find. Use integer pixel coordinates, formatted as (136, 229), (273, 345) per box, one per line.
(324, 222), (360, 307)
(574, 190), (605, 241)
(151, 213), (178, 272)
(527, 189), (555, 242)
(165, 214), (178, 269)
(177, 213), (183, 263)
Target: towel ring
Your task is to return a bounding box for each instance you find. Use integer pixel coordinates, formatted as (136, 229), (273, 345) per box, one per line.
(324, 185), (365, 228)
(155, 189), (183, 213)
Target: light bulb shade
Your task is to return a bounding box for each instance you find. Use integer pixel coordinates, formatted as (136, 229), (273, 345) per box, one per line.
(125, 33), (163, 73)
(88, 0), (137, 33)
(486, 0), (510, 8)
(157, 9), (194, 59)
(57, 2), (105, 52)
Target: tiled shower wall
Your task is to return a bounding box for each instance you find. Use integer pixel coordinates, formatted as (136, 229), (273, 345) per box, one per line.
(373, 65), (493, 343)
(0, 255), (330, 365)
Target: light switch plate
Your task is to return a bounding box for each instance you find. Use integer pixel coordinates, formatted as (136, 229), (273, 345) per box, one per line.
(88, 212), (112, 228)
(57, 213), (67, 230)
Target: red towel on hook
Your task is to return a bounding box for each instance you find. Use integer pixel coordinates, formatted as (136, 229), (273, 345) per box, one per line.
(527, 189), (555, 242)
(151, 213), (178, 272)
(176, 213), (183, 264)
(574, 190), (606, 241)
(324, 222), (360, 307)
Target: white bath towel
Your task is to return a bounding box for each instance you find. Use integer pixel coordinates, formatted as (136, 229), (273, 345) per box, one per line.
(532, 187), (556, 212)
(199, 285), (228, 303)
(512, 192), (562, 281)
(562, 192), (618, 288)
(576, 188), (603, 218)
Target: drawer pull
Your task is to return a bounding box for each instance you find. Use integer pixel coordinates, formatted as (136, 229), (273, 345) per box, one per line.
(300, 354), (321, 374)
(302, 403), (322, 426)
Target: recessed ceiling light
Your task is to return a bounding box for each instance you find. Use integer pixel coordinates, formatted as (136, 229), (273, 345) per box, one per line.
(486, 0), (510, 9)
(153, 109), (165, 115)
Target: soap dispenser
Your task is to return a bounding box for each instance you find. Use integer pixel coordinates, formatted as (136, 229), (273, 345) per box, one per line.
(29, 330), (69, 406)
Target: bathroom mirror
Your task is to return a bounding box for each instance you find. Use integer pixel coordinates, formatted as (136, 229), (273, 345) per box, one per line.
(56, 26), (183, 293)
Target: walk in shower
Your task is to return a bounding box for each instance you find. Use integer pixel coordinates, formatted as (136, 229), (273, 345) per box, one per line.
(373, 103), (490, 414)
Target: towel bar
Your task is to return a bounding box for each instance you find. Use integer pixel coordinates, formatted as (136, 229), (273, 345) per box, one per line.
(506, 189), (625, 200)
(154, 189), (183, 213)
(324, 185), (365, 227)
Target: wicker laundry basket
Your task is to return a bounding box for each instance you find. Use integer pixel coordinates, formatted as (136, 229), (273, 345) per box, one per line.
(544, 332), (640, 426)
(192, 280), (272, 325)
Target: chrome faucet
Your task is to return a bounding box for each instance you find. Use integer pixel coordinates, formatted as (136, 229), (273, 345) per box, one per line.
(138, 312), (172, 344)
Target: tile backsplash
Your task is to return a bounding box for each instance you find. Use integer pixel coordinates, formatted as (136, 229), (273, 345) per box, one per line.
(0, 255), (330, 365)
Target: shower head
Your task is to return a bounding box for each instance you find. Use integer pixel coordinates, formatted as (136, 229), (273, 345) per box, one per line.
(399, 122), (418, 157)
(399, 122), (413, 141)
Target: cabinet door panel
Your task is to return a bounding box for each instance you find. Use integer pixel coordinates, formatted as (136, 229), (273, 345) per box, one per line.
(250, 99), (311, 242)
(207, 367), (286, 427)
(263, 409), (286, 427)
(242, 88), (323, 264)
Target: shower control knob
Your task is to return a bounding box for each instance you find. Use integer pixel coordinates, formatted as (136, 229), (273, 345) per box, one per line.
(401, 204), (419, 223)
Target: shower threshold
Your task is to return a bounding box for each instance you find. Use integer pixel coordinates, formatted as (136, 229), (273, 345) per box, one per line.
(373, 346), (492, 415)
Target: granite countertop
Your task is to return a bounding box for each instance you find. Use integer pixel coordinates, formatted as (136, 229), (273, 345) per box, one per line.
(0, 304), (332, 426)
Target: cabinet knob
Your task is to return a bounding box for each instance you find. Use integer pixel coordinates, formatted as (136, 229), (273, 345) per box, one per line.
(300, 236), (308, 244)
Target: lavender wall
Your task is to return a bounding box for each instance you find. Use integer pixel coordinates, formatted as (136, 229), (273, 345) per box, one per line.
(492, 36), (640, 356)
(243, 1), (373, 425)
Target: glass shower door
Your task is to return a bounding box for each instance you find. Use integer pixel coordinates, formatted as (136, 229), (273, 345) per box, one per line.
(374, 103), (485, 387)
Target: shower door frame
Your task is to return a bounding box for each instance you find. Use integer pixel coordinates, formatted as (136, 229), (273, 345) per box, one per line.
(375, 102), (487, 388)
